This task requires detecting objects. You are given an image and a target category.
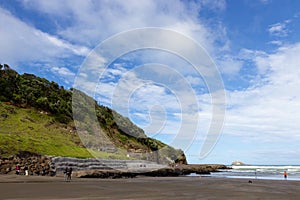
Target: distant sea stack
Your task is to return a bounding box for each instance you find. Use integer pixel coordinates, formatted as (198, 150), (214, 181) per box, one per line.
(231, 161), (246, 166)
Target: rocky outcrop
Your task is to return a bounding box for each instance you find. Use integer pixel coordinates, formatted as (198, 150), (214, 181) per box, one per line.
(231, 161), (246, 166)
(74, 170), (137, 179)
(0, 153), (228, 178)
(73, 164), (229, 178)
(51, 156), (168, 173)
(173, 164), (228, 175)
(0, 151), (55, 175)
(143, 164), (229, 177)
(0, 154), (169, 176)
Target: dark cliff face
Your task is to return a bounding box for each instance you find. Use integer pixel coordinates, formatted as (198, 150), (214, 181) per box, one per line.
(0, 66), (187, 164)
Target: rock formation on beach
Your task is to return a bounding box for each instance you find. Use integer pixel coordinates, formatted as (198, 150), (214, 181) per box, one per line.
(0, 151), (54, 176)
(0, 151), (228, 177)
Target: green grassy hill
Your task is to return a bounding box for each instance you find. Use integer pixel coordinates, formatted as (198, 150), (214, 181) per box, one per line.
(0, 65), (187, 164)
(0, 101), (130, 159)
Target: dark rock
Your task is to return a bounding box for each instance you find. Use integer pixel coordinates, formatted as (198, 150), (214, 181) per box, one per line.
(75, 170), (137, 179)
(142, 168), (180, 177)
(173, 164), (229, 175)
(0, 154), (52, 176)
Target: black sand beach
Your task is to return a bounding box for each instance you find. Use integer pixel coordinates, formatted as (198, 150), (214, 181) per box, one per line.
(0, 175), (299, 199)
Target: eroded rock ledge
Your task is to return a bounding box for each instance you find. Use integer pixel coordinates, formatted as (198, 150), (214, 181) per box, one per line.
(74, 164), (229, 178)
(0, 152), (228, 178)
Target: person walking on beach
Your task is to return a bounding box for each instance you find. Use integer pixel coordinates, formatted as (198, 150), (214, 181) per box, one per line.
(15, 164), (20, 175)
(284, 170), (288, 179)
(24, 165), (29, 176)
(69, 167), (73, 180)
(64, 167), (69, 181)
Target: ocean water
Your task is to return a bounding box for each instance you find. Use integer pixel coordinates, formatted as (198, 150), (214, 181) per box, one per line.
(208, 165), (300, 181)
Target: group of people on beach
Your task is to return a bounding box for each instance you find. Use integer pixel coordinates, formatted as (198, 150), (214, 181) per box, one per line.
(15, 163), (72, 181)
(64, 166), (73, 182)
(15, 164), (28, 176)
(15, 164), (56, 176)
(16, 164), (72, 181)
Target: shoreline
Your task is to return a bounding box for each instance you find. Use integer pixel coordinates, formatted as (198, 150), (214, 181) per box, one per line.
(1, 173), (300, 182)
(1, 174), (299, 199)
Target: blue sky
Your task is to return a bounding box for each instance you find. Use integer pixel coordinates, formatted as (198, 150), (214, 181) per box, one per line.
(1, 0), (300, 165)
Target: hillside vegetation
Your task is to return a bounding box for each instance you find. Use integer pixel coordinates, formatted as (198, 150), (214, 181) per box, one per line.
(0, 64), (186, 164)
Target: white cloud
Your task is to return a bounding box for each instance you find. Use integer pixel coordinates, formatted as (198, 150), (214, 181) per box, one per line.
(268, 40), (283, 46)
(50, 66), (75, 77)
(199, 0), (226, 11)
(239, 48), (270, 75)
(224, 43), (300, 144)
(0, 7), (89, 66)
(217, 55), (243, 76)
(2, 0), (237, 89)
(19, 0), (228, 53)
(268, 21), (290, 37)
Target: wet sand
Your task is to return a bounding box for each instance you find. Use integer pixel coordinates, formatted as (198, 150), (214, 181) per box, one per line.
(0, 174), (299, 199)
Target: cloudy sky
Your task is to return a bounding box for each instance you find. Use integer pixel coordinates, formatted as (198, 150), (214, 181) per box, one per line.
(1, 0), (300, 165)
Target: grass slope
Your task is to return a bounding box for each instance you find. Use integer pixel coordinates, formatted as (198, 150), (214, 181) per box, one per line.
(0, 102), (129, 159)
